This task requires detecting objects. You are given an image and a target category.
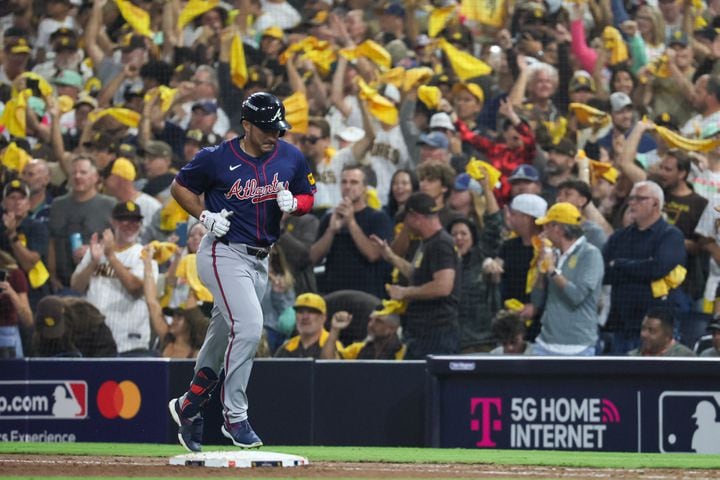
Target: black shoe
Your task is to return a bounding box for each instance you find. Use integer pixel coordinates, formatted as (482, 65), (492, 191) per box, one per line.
(221, 419), (263, 448)
(168, 398), (204, 452)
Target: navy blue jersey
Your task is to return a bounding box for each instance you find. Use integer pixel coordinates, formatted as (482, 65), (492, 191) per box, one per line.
(176, 137), (315, 246)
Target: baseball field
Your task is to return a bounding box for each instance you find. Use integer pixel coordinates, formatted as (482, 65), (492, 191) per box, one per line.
(1, 442), (720, 479)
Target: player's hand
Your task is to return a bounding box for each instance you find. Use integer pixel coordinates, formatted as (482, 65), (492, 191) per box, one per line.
(200, 209), (233, 237)
(276, 184), (297, 213)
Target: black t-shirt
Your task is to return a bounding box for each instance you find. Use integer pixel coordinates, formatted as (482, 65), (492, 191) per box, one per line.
(316, 207), (393, 299)
(499, 236), (534, 304)
(404, 229), (461, 330)
(142, 173), (176, 198)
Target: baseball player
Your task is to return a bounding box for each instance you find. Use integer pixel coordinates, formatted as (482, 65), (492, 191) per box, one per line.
(168, 92), (315, 451)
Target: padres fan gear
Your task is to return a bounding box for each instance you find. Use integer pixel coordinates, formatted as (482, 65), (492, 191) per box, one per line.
(222, 419), (263, 448)
(241, 92), (291, 131)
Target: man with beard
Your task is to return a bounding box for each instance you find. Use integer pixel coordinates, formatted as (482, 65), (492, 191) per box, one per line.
(597, 92), (657, 163)
(541, 138), (578, 204)
(70, 201), (158, 356)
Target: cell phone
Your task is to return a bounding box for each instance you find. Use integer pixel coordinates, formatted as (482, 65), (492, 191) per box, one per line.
(175, 222), (188, 248)
(26, 78), (41, 96)
(0, 269), (7, 282)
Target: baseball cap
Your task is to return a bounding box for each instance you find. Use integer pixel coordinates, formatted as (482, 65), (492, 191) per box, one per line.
(294, 293), (326, 314)
(116, 143), (138, 160)
(535, 202), (582, 226)
(3, 179), (30, 198)
(707, 320), (720, 332)
(52, 69), (83, 89)
(336, 126), (365, 143)
(54, 35), (78, 52)
(569, 70), (596, 93)
(547, 138), (578, 157)
(418, 131), (449, 149)
(192, 101), (218, 114)
(144, 140), (173, 158)
(116, 33), (146, 52)
(452, 82), (485, 103)
(35, 296), (66, 340)
(75, 92), (98, 109)
(112, 200), (144, 220)
(453, 173), (482, 193)
(262, 26), (285, 41)
(429, 112), (456, 132)
(405, 192), (440, 215)
(83, 131), (117, 151)
(668, 29), (689, 47)
(654, 112), (678, 130)
(609, 92), (633, 113)
(383, 2), (405, 17)
(5, 37), (31, 54)
(510, 193), (547, 218)
(109, 157), (137, 181)
(162, 306), (185, 317)
(508, 164), (540, 183)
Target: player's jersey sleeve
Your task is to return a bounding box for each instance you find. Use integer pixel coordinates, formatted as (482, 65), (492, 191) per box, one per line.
(287, 146), (316, 196)
(175, 147), (217, 195)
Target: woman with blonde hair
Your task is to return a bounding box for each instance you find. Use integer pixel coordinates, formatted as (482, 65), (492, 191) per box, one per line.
(0, 250), (32, 358)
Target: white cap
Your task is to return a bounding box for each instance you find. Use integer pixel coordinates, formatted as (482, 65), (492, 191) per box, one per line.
(336, 126), (365, 143)
(610, 92), (633, 113)
(429, 112), (456, 132)
(384, 84), (401, 104)
(510, 194), (547, 219)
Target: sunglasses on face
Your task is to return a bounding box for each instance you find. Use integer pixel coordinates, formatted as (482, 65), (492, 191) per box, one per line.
(301, 135), (321, 144)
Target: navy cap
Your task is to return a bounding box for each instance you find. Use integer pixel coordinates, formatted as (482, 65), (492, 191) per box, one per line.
(454, 173), (483, 193)
(508, 164), (540, 183)
(417, 131), (449, 149)
(383, 2), (405, 16)
(192, 101), (218, 114)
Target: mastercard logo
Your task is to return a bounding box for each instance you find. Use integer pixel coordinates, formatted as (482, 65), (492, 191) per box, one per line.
(97, 380), (142, 419)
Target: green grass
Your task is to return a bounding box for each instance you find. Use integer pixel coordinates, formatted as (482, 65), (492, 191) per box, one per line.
(1, 442), (720, 470)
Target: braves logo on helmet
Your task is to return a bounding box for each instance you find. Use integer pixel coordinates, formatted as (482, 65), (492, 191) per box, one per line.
(242, 92), (291, 131)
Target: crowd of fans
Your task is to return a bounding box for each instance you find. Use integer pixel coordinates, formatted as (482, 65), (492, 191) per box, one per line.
(3, 0), (720, 360)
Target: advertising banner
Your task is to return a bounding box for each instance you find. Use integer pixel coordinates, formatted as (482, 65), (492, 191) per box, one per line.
(0, 359), (170, 443)
(427, 357), (720, 453)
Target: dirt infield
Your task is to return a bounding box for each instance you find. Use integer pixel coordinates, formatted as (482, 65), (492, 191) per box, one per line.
(1, 454), (718, 479)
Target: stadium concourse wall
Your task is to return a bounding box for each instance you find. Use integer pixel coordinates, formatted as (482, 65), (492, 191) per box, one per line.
(0, 358), (718, 453)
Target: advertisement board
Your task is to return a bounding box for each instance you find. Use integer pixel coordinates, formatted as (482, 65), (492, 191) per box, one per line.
(427, 357), (720, 453)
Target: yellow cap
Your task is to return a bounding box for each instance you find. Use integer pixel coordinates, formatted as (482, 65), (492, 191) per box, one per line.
(262, 26), (284, 40)
(110, 157), (136, 181)
(294, 293), (326, 314)
(535, 202), (582, 226)
(452, 82), (484, 103)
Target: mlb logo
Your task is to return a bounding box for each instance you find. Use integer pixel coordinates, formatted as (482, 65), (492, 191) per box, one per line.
(658, 391), (720, 454)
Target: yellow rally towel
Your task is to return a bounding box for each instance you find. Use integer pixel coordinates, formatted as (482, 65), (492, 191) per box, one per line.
(461, 0), (505, 28)
(28, 260), (50, 289)
(438, 37), (492, 81)
(160, 197), (190, 232)
(19, 72), (54, 98)
(526, 236), (553, 293)
(366, 187), (381, 210)
(651, 124), (720, 152)
(417, 85), (442, 110)
(569, 102), (610, 128)
(1, 141), (32, 173)
(177, 254), (213, 302)
(542, 117), (569, 145)
(504, 298), (524, 312)
(403, 67), (434, 92)
(0, 89), (31, 138)
(178, 0), (219, 30)
(88, 108), (141, 128)
(588, 158), (619, 185)
(651, 265), (687, 298)
(283, 91), (308, 134)
(646, 54), (670, 79)
(230, 32), (248, 88)
(340, 40), (392, 71)
(114, 0), (153, 38)
(428, 4), (457, 38)
(378, 67), (406, 89)
(466, 157), (501, 189)
(143, 241), (179, 264)
(602, 26), (629, 65)
(143, 85), (177, 113)
(357, 78), (398, 125)
(375, 298), (408, 315)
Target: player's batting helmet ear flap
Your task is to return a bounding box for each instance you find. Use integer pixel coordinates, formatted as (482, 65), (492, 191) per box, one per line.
(241, 92), (291, 132)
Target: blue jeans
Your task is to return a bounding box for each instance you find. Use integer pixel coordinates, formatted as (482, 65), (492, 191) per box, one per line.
(0, 326), (23, 358)
(531, 342), (595, 356)
(607, 330), (640, 355)
(404, 323), (459, 360)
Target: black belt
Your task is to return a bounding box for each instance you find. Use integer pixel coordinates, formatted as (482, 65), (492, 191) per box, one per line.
(215, 237), (270, 259)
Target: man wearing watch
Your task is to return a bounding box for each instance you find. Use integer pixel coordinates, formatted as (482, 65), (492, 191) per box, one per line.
(531, 202), (604, 356)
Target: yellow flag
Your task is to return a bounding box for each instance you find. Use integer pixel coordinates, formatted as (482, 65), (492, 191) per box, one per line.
(28, 260), (50, 289)
(115, 0), (153, 38)
(230, 32), (248, 88)
(428, 5), (456, 38)
(403, 67), (434, 92)
(283, 92), (308, 134)
(569, 102), (610, 127)
(461, 0), (505, 28)
(1, 142), (31, 173)
(438, 37), (492, 81)
(88, 108), (141, 128)
(417, 85), (442, 110)
(653, 124), (720, 152)
(0, 89), (31, 138)
(602, 26), (628, 65)
(340, 40), (392, 71)
(466, 157), (501, 189)
(357, 78), (398, 125)
(177, 0), (219, 30)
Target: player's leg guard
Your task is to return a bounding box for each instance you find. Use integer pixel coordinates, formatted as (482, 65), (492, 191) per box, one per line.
(168, 367), (219, 452)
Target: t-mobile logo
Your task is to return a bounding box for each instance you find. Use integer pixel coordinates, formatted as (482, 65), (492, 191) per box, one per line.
(470, 397), (503, 447)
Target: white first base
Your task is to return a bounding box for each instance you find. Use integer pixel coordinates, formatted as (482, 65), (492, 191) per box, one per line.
(169, 450), (310, 468)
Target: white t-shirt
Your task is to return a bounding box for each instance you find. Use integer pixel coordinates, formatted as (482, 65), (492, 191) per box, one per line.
(314, 148), (355, 209)
(694, 193), (720, 306)
(76, 243), (158, 354)
(681, 111), (720, 139)
(365, 124), (410, 206)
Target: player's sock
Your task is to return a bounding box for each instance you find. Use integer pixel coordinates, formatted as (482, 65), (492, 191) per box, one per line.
(180, 367), (219, 419)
